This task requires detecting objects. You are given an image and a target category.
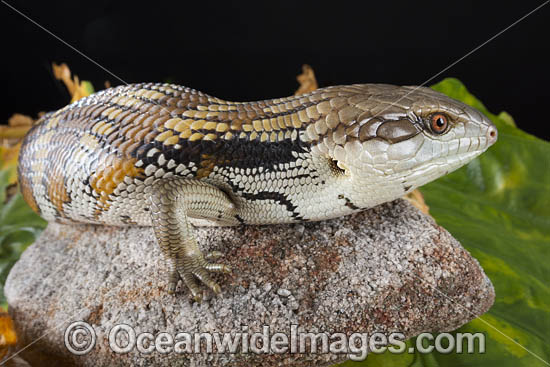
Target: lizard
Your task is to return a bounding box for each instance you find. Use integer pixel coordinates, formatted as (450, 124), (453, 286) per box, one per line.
(17, 82), (498, 301)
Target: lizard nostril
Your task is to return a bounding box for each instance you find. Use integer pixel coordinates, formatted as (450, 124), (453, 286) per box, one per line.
(487, 126), (498, 144)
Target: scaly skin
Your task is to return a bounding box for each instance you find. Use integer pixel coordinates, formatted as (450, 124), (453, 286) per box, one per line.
(17, 83), (497, 300)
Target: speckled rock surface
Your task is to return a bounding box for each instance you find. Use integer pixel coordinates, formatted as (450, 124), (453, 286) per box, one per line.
(5, 199), (494, 366)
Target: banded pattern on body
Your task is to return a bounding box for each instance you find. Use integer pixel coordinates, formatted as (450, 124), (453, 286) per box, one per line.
(18, 82), (497, 300)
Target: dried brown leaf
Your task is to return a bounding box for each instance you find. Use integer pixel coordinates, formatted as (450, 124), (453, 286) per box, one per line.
(52, 62), (76, 96)
(52, 62), (95, 103)
(0, 142), (22, 185)
(2, 114), (33, 141)
(0, 126), (31, 140)
(7, 114), (33, 127)
(0, 312), (17, 360)
(295, 64), (318, 95)
(404, 189), (430, 215)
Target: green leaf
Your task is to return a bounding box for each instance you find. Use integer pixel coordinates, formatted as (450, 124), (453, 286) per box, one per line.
(419, 78), (550, 366)
(0, 168), (47, 309)
(80, 80), (95, 97)
(2, 78), (549, 365)
(338, 78), (550, 366)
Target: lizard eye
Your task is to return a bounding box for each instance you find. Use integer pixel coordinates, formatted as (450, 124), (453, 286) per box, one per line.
(429, 113), (449, 134)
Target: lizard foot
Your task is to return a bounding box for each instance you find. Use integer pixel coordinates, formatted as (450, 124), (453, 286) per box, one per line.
(149, 177), (237, 301)
(170, 251), (231, 302)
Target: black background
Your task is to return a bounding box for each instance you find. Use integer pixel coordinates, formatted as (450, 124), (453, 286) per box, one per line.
(2, 1), (550, 140)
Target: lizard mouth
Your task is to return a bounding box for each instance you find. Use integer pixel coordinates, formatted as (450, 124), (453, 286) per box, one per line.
(400, 148), (486, 189)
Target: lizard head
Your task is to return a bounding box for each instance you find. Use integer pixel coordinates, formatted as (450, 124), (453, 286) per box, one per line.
(309, 84), (498, 208)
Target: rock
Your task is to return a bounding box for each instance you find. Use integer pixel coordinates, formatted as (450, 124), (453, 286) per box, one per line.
(5, 199), (494, 366)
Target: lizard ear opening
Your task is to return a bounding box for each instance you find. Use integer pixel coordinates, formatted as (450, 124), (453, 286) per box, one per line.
(327, 157), (346, 176)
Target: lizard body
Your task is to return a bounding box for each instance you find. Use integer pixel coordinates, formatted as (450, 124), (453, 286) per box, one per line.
(18, 82), (497, 300)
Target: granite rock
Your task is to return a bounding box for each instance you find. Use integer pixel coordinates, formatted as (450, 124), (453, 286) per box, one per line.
(5, 199), (494, 366)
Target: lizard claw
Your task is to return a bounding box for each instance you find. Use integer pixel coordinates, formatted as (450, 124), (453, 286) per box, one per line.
(170, 251), (231, 302)
(204, 251), (224, 261)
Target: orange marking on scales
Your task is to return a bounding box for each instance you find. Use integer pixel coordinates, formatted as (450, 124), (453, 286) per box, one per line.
(48, 174), (70, 217)
(19, 171), (40, 214)
(90, 156), (145, 215)
(196, 154), (231, 179)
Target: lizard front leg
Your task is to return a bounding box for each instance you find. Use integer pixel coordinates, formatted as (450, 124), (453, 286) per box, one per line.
(148, 177), (238, 301)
